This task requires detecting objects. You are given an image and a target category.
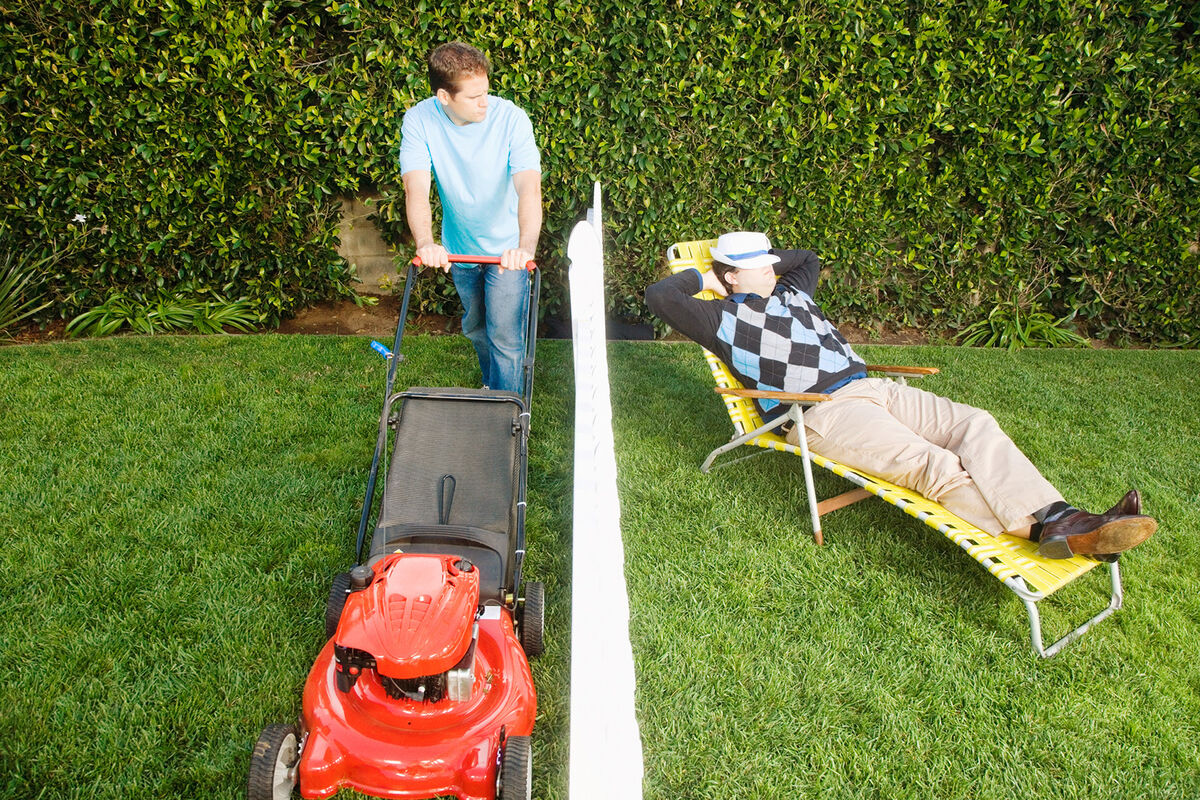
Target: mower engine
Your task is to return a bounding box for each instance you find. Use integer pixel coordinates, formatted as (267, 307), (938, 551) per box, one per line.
(334, 554), (481, 703)
(269, 549), (536, 799)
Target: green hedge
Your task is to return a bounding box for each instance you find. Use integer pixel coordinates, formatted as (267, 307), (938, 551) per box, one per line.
(2, 0), (1198, 342)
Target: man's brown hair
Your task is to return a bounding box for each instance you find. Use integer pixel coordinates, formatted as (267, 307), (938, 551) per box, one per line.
(710, 258), (738, 294)
(428, 42), (490, 95)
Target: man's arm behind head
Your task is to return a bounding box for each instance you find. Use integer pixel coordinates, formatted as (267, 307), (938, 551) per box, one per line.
(646, 269), (724, 349)
(772, 248), (822, 297)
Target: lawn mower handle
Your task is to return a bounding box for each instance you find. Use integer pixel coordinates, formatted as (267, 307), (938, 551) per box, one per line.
(412, 254), (538, 271)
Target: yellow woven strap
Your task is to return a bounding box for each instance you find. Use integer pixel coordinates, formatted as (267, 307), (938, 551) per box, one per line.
(667, 239), (718, 275)
(806, 452), (1102, 596)
(704, 351), (762, 435)
(740, 424), (1101, 597)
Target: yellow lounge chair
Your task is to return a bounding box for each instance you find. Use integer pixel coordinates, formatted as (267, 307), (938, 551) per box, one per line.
(666, 238), (1122, 658)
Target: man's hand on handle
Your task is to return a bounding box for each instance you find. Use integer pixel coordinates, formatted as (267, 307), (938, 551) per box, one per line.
(500, 248), (536, 272)
(412, 251), (538, 271)
(415, 242), (451, 272)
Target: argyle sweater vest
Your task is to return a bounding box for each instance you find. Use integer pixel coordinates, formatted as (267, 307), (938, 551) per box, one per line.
(645, 256), (868, 423)
(716, 289), (867, 419)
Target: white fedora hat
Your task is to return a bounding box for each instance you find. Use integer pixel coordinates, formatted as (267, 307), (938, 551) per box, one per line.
(710, 231), (780, 270)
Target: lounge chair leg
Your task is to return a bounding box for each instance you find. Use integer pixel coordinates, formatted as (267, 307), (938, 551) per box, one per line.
(788, 406), (824, 545)
(1023, 561), (1124, 658)
(701, 414), (790, 473)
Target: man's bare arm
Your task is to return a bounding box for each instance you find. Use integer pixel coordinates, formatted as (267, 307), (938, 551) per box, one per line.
(501, 169), (542, 271)
(402, 170), (449, 271)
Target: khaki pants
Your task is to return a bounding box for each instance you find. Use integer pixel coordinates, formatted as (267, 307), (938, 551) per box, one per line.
(786, 378), (1062, 535)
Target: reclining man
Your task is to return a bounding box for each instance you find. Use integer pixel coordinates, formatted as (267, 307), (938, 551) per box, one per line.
(646, 231), (1157, 559)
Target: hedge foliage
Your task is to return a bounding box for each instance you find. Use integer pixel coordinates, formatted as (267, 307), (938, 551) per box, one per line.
(2, 0), (1198, 342)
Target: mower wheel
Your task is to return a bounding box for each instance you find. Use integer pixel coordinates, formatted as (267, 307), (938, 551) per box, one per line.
(325, 572), (351, 639)
(498, 735), (533, 800)
(519, 582), (545, 658)
(247, 723), (300, 800)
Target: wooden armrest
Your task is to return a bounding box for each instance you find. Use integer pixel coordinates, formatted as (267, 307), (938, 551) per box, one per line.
(864, 364), (940, 376)
(716, 387), (831, 403)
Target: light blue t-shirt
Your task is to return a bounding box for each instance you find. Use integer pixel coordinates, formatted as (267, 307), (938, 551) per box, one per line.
(399, 95), (541, 257)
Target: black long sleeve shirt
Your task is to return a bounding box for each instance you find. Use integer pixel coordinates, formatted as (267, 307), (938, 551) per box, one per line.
(646, 248), (866, 420)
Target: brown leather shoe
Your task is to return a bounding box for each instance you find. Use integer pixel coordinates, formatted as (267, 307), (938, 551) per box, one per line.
(1104, 489), (1141, 517)
(1038, 510), (1157, 559)
(1091, 491), (1145, 562)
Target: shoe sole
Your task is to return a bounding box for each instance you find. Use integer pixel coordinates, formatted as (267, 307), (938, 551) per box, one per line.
(1038, 516), (1158, 559)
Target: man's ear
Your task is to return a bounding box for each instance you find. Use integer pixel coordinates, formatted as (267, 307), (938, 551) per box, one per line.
(724, 269), (739, 287)
(435, 87), (453, 104)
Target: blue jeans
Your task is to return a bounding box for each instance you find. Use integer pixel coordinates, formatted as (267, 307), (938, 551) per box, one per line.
(451, 263), (529, 393)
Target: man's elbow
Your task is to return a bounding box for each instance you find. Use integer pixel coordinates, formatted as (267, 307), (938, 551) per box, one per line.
(645, 281), (670, 318)
(513, 170), (542, 194)
(401, 170), (431, 194)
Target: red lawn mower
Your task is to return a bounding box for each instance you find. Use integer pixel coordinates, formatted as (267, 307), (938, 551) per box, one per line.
(249, 257), (544, 800)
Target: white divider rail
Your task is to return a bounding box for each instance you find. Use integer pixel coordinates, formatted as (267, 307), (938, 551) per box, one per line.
(567, 183), (644, 800)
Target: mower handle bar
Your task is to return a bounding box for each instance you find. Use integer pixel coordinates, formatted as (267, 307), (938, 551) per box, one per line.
(412, 254), (538, 271)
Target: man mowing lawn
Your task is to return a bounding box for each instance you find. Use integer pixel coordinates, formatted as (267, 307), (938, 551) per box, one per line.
(647, 231), (1157, 559)
(400, 41), (542, 394)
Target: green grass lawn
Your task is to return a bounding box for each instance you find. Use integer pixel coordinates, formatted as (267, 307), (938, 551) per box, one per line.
(1, 335), (1197, 799)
